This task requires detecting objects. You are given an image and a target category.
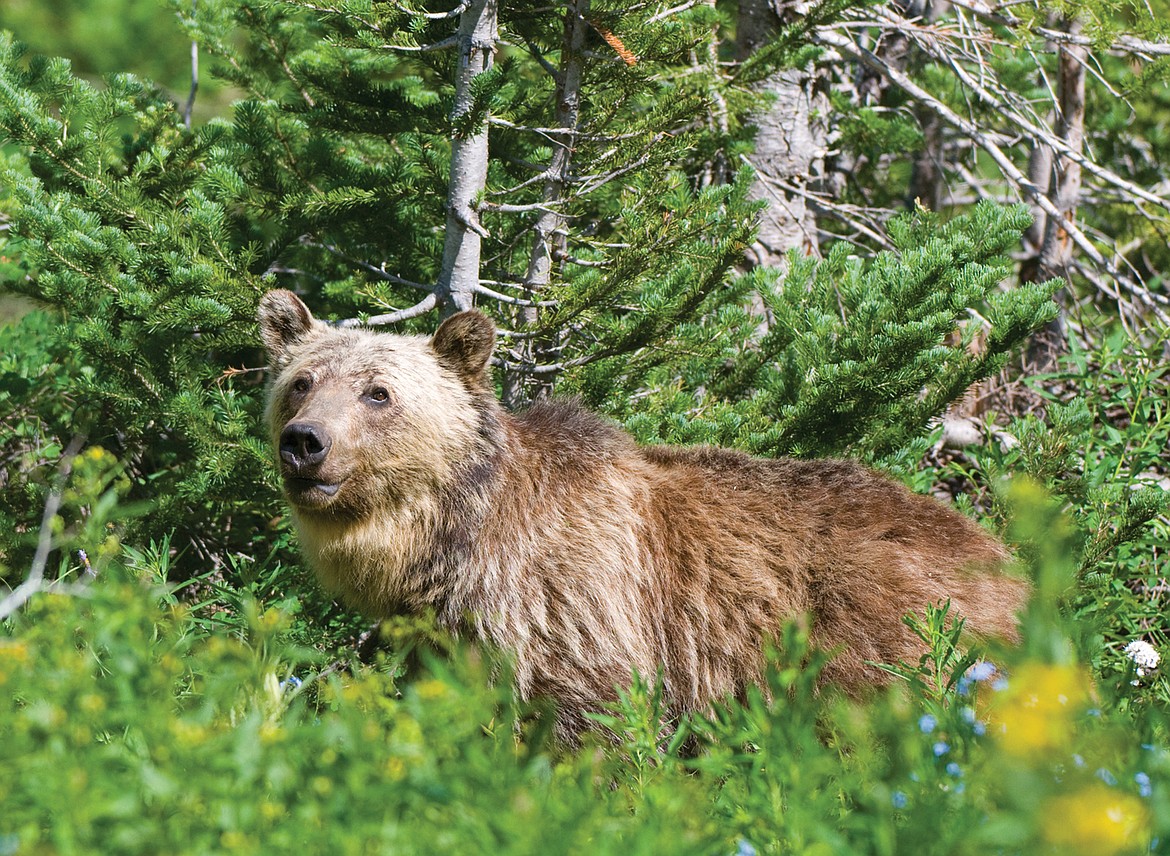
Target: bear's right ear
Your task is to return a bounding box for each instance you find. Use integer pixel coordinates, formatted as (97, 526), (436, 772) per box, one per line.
(258, 289), (315, 368)
(432, 310), (496, 387)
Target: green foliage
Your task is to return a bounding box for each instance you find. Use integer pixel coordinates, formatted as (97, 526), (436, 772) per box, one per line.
(0, 577), (717, 855)
(2, 487), (1167, 855)
(0, 0), (207, 106)
(0, 33), (278, 575)
(943, 332), (1170, 705)
(0, 0), (1057, 580)
(616, 202), (1058, 458)
(0, 6), (1166, 854)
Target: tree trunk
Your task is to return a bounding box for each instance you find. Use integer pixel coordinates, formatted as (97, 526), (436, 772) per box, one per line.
(500, 0), (588, 407)
(736, 0), (827, 267)
(904, 0), (950, 212)
(435, 0), (497, 317)
(1026, 16), (1085, 372)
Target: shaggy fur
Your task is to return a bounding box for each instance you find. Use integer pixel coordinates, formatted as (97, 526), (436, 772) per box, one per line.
(259, 289), (1029, 737)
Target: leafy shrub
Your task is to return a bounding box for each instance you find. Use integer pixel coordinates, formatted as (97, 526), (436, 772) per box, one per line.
(1, 485), (1167, 856)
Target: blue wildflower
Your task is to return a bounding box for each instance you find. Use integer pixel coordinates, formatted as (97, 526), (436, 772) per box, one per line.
(1135, 772), (1152, 798)
(972, 720), (986, 737)
(918, 714), (937, 734)
(946, 762), (963, 777)
(1072, 754), (1085, 768)
(933, 741), (950, 757)
(1096, 768), (1118, 787)
(735, 839), (757, 856)
(968, 661), (997, 682)
(958, 661), (997, 695)
(892, 791), (908, 809)
(280, 675), (303, 692)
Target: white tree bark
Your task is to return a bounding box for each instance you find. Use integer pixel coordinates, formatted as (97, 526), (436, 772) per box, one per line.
(737, 0), (828, 267)
(435, 0), (497, 316)
(1028, 16), (1086, 370)
(501, 0), (588, 406)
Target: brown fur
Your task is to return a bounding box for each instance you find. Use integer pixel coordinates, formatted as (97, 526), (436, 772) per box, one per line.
(259, 289), (1029, 737)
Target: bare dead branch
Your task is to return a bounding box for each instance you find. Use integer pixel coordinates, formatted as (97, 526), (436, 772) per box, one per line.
(743, 155), (895, 250)
(814, 27), (1139, 290)
(947, 0), (1170, 56)
(183, 1), (199, 129)
(303, 238), (434, 292)
(379, 35), (461, 53)
(481, 201), (564, 215)
(388, 0), (472, 20)
(473, 283), (558, 307)
(336, 292), (438, 328)
(649, 0), (702, 23)
(0, 434), (88, 622)
(852, 11), (1170, 216)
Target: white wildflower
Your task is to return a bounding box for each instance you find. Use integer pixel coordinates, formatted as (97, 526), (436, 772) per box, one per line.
(1124, 640), (1161, 677)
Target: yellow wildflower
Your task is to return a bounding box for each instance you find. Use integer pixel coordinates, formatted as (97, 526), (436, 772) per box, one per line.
(989, 662), (1092, 757)
(1043, 785), (1149, 855)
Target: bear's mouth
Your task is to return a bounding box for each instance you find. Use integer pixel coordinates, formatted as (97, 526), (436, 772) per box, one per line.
(283, 476), (344, 503)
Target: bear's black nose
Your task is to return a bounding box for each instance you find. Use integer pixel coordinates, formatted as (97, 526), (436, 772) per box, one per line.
(280, 422), (332, 470)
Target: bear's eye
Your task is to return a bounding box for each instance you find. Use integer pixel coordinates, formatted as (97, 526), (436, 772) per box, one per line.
(291, 377), (312, 394)
(366, 386), (391, 405)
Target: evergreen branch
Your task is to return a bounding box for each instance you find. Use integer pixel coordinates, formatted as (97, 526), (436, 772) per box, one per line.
(575, 136), (669, 195)
(586, 19), (638, 66)
(520, 36), (561, 79)
(293, 2), (381, 31)
(243, 6), (316, 107)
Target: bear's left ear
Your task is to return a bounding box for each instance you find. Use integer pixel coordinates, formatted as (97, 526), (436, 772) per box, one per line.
(258, 289), (316, 368)
(432, 310), (496, 387)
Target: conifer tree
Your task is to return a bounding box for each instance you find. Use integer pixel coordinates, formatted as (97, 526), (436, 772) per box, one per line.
(0, 1), (1057, 580)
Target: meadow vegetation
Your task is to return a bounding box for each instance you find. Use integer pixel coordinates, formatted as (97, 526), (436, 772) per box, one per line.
(0, 1), (1168, 853)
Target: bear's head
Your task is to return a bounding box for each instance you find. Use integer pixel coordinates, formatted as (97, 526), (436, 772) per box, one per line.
(258, 289), (496, 518)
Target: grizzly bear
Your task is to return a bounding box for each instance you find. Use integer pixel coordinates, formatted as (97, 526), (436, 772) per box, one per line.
(259, 289), (1028, 737)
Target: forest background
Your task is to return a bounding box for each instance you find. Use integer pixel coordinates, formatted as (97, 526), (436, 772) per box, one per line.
(0, 0), (1169, 853)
